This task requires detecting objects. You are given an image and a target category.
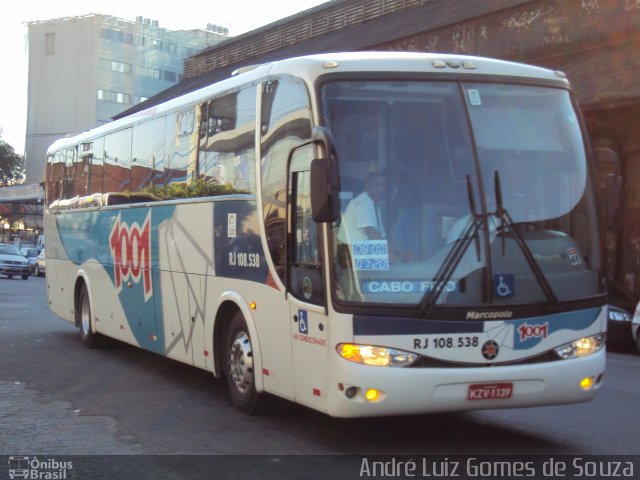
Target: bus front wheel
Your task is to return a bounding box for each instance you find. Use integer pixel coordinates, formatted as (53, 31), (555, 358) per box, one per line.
(225, 311), (262, 414)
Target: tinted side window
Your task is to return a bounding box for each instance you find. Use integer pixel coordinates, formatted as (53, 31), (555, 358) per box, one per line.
(45, 153), (58, 204)
(131, 116), (166, 193)
(103, 128), (132, 193)
(260, 78), (312, 280)
(63, 147), (78, 200)
(201, 86), (256, 192)
(197, 87), (257, 195)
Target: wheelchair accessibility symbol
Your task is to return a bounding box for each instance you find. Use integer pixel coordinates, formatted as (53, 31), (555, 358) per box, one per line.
(494, 274), (514, 298)
(298, 309), (309, 334)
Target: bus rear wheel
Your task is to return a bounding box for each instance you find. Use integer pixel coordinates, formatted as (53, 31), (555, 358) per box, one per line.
(77, 285), (99, 348)
(225, 311), (262, 414)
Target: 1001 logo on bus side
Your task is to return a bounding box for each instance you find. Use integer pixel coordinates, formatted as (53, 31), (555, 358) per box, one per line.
(109, 212), (152, 301)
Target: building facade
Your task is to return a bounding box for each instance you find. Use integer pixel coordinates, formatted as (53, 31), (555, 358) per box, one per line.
(25, 14), (228, 185)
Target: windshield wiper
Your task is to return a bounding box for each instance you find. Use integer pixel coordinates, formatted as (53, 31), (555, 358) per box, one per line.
(419, 175), (481, 314)
(418, 171), (560, 315)
(493, 170), (559, 309)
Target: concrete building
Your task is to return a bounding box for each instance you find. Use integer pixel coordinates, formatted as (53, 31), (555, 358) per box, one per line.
(24, 14), (228, 185)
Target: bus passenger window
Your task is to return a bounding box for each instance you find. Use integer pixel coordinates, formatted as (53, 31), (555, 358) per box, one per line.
(260, 78), (312, 281)
(131, 116), (166, 193)
(103, 128), (132, 194)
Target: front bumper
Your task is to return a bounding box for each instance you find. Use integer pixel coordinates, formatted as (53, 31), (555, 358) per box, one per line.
(327, 348), (606, 417)
(0, 265), (30, 276)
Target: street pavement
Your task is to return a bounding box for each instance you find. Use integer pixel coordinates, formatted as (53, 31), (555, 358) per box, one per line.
(1, 380), (143, 454)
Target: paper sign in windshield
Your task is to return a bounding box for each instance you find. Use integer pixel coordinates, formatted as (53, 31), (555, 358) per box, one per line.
(351, 240), (389, 271)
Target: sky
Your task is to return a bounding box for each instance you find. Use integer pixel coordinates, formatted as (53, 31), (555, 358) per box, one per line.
(0, 0), (329, 156)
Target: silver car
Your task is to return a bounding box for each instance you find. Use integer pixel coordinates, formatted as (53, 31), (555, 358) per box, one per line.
(35, 250), (46, 277)
(21, 247), (40, 275)
(0, 244), (30, 280)
(633, 302), (640, 355)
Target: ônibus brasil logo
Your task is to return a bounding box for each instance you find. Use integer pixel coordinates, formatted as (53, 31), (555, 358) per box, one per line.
(109, 212), (152, 301)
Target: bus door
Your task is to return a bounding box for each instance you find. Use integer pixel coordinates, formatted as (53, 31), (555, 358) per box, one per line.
(288, 148), (330, 410)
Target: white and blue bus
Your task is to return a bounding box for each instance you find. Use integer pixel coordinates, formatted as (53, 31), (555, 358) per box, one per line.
(45, 52), (606, 417)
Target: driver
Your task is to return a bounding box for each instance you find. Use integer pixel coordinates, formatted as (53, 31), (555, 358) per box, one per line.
(337, 172), (412, 263)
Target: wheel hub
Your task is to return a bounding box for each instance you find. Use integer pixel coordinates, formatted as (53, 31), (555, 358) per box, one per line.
(81, 296), (91, 335)
(229, 332), (253, 394)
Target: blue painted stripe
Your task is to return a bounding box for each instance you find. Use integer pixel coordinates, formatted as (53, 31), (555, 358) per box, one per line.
(353, 307), (600, 338)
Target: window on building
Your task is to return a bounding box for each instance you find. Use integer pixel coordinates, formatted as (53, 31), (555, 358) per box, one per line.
(45, 33), (55, 55)
(136, 66), (161, 79)
(101, 28), (119, 42)
(98, 59), (132, 74)
(97, 89), (132, 104)
(100, 28), (134, 45)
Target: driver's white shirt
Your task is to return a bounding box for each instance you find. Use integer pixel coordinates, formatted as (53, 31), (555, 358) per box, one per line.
(337, 191), (385, 243)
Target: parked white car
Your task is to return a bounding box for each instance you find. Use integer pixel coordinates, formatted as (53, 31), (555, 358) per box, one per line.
(0, 243), (30, 280)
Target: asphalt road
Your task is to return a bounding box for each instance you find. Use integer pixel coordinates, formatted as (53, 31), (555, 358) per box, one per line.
(1, 275), (639, 478)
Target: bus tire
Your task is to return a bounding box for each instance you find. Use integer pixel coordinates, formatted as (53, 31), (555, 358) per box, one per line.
(225, 311), (261, 414)
(77, 285), (99, 348)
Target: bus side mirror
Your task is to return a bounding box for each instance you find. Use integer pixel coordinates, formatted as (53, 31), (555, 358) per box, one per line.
(308, 126), (340, 223)
(594, 147), (622, 229)
(311, 157), (339, 223)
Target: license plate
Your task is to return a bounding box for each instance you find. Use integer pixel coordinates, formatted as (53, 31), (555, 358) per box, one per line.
(468, 382), (513, 400)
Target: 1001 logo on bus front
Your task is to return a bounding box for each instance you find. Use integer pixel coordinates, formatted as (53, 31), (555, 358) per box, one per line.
(518, 322), (548, 342)
(109, 212), (152, 301)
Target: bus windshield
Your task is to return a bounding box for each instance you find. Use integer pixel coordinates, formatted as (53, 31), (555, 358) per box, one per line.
(322, 80), (601, 308)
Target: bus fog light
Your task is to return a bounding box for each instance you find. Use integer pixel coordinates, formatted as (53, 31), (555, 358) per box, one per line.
(580, 376), (594, 390)
(337, 343), (418, 367)
(554, 334), (605, 359)
(365, 388), (383, 402)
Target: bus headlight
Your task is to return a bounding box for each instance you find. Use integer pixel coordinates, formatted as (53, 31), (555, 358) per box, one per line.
(554, 334), (605, 359)
(337, 344), (418, 367)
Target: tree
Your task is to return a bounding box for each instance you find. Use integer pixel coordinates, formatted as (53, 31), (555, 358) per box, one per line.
(0, 128), (25, 186)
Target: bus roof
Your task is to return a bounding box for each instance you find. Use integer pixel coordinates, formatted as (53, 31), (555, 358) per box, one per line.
(48, 51), (569, 154)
